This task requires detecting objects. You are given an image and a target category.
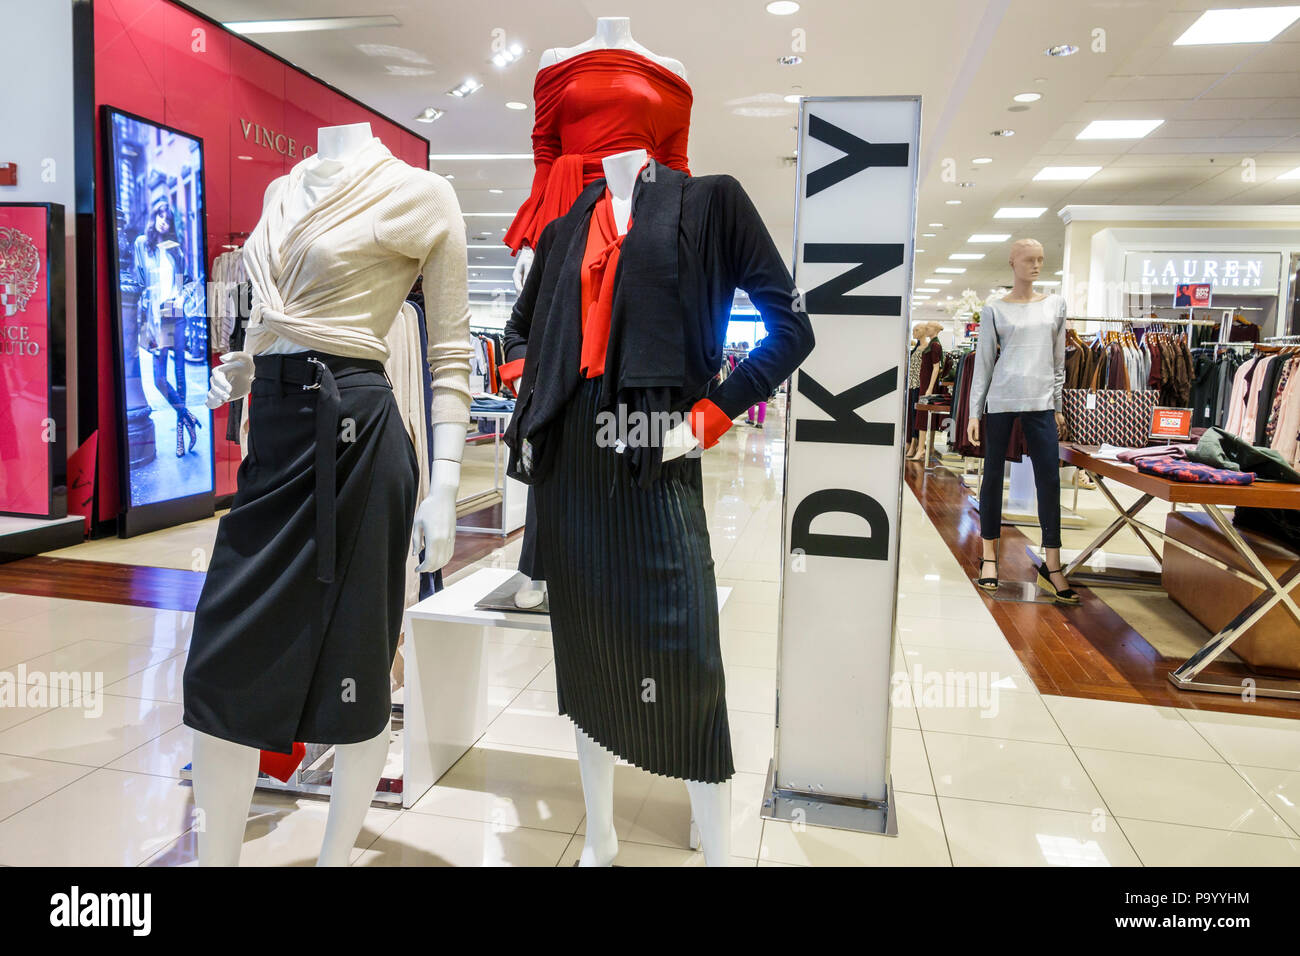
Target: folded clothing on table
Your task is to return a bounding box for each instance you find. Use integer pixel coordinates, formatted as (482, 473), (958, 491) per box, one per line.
(1114, 443), (1195, 463)
(1133, 456), (1254, 485)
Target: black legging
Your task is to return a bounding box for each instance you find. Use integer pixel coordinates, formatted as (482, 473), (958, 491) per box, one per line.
(979, 409), (1062, 549)
(152, 318), (186, 412)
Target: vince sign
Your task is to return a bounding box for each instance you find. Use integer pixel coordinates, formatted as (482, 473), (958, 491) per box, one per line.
(769, 98), (920, 823)
(238, 118), (312, 159)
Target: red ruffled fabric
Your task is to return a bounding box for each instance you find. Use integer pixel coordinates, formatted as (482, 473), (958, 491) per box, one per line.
(503, 49), (692, 255)
(579, 190), (626, 379)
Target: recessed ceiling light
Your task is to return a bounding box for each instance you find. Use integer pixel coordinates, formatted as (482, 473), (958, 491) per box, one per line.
(505, 101), (528, 110)
(225, 15), (400, 34)
(1278, 166), (1300, 180)
(935, 268), (966, 275)
(949, 253), (985, 260)
(489, 188), (503, 194)
(946, 199), (962, 205)
(1055, 270), (1064, 276)
(958, 182), (976, 188)
(912, 295), (932, 301)
(430, 153), (533, 160)
(991, 129), (1015, 137)
(1013, 92), (1043, 103)
(929, 222), (944, 228)
(969, 234), (1010, 243)
(778, 55), (802, 65)
(491, 42), (525, 69)
(766, 0), (801, 13)
(1033, 280), (1061, 286)
(1174, 7), (1300, 46)
(414, 107), (444, 123)
(1076, 119), (1164, 140)
(915, 248), (926, 253)
(972, 157), (993, 165)
(448, 78), (483, 97)
(994, 207), (1047, 219)
(1045, 44), (1078, 56)
(915, 287), (940, 293)
(922, 233), (937, 238)
(1034, 165), (1102, 181)
(926, 278), (953, 284)
(783, 93), (802, 103)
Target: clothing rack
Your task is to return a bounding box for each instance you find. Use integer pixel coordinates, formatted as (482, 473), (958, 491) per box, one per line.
(1264, 335), (1300, 344)
(1068, 316), (1219, 327)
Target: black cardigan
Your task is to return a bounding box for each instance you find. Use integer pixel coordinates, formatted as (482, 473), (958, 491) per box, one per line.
(503, 161), (814, 486)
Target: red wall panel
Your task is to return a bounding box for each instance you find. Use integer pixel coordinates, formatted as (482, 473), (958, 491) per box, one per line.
(93, 0), (428, 516)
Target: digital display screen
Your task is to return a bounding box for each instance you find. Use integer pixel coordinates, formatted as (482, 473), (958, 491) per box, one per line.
(103, 108), (214, 517)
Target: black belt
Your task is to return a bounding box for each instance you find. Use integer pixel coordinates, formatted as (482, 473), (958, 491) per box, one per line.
(254, 353), (389, 585)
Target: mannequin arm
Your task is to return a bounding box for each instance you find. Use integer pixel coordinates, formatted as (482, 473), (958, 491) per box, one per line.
(412, 421), (468, 573)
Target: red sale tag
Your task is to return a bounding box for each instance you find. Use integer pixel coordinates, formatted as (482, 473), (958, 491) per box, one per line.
(1150, 407), (1192, 440)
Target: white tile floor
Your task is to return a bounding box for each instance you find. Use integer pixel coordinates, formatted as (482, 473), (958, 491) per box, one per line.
(1, 405), (1298, 866)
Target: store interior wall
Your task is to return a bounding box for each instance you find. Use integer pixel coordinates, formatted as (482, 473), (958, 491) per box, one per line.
(0, 0), (79, 443)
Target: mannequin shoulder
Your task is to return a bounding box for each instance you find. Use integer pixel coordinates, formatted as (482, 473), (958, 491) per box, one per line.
(654, 55), (687, 79)
(392, 166), (461, 210)
(261, 174), (289, 211)
(538, 47), (563, 69)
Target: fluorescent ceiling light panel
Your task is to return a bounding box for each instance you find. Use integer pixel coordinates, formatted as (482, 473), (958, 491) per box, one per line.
(926, 278), (953, 284)
(225, 16), (400, 33)
(934, 267), (967, 274)
(969, 234), (1011, 243)
(994, 207), (1047, 219)
(430, 153), (533, 160)
(1173, 6), (1300, 45)
(949, 253), (985, 260)
(1077, 119), (1164, 140)
(1034, 165), (1102, 181)
(1013, 92), (1042, 103)
(1278, 166), (1300, 180)
(972, 157), (994, 165)
(915, 287), (940, 293)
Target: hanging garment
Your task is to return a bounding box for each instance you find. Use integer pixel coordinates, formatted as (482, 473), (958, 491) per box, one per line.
(913, 339), (944, 433)
(509, 178), (812, 784)
(503, 49), (691, 254)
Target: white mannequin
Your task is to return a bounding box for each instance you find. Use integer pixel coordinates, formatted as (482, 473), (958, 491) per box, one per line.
(510, 22), (690, 609)
(511, 18), (686, 293)
(196, 123), (466, 866)
(570, 148), (728, 868)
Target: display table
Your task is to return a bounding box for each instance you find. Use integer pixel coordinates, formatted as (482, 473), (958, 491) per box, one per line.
(914, 402), (950, 469)
(400, 566), (733, 809)
(1059, 443), (1300, 700)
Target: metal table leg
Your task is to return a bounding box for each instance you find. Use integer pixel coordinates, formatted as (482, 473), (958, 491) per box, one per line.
(1061, 474), (1156, 581)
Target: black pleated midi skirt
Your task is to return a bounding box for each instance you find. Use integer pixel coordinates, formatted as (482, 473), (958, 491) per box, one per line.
(183, 353), (419, 753)
(534, 377), (732, 783)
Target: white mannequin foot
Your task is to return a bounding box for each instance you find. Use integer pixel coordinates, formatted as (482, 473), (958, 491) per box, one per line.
(514, 578), (546, 609)
(685, 778), (733, 867)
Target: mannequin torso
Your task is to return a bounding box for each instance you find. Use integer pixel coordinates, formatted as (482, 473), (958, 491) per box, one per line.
(539, 17), (686, 78)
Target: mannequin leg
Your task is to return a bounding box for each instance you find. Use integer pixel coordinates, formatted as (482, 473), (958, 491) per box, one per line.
(684, 779), (733, 866)
(317, 720), (391, 867)
(574, 727), (619, 866)
(190, 729), (260, 866)
(978, 412), (1014, 542)
(1022, 411), (1069, 589)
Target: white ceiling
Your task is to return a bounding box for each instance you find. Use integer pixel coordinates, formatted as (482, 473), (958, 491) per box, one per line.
(187, 0), (1300, 305)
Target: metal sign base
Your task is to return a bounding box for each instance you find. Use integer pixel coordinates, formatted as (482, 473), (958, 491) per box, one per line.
(760, 761), (898, 836)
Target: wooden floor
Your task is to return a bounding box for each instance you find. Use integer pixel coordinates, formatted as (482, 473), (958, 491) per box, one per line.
(0, 505), (523, 614)
(904, 459), (1300, 721)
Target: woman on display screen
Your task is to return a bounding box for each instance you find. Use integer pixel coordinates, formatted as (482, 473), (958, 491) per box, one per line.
(133, 198), (201, 457)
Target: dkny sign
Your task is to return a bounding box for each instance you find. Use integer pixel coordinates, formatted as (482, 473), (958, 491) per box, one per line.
(765, 98), (920, 832)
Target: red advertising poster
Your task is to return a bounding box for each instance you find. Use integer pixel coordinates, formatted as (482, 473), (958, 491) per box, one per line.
(0, 205), (54, 516)
(1174, 282), (1212, 309)
(1151, 406), (1193, 440)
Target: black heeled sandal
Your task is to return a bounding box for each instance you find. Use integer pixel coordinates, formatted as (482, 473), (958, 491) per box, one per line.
(1037, 563), (1081, 605)
(184, 408), (201, 453)
(976, 558), (999, 592)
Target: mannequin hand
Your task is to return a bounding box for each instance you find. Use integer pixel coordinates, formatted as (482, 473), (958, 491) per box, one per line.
(661, 418), (701, 463)
(513, 246), (535, 293)
(967, 417), (980, 445)
(1054, 411), (1066, 433)
(205, 351), (254, 409)
(412, 460), (461, 573)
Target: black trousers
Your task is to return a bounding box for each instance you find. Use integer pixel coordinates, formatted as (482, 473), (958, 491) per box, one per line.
(979, 409), (1062, 549)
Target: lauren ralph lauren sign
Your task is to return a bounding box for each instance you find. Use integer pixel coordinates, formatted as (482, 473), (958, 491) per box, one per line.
(765, 98), (921, 832)
(1125, 252), (1282, 293)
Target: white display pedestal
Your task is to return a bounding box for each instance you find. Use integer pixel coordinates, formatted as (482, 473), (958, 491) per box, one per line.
(400, 567), (732, 810)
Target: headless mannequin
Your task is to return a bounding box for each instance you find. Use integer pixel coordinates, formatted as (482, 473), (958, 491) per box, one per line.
(966, 240), (1070, 595)
(196, 123), (466, 866)
(509, 19), (687, 609)
(571, 149), (727, 867)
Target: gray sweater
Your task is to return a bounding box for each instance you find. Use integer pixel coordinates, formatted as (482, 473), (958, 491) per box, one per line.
(969, 293), (1067, 416)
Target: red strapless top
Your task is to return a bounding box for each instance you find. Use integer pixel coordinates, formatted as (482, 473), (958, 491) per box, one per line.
(502, 48), (692, 254)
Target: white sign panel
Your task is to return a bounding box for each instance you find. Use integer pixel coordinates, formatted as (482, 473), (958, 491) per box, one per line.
(1124, 252), (1283, 294)
(774, 97), (920, 810)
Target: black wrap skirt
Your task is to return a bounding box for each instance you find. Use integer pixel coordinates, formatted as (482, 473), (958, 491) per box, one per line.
(183, 352), (418, 753)
(534, 377), (733, 783)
